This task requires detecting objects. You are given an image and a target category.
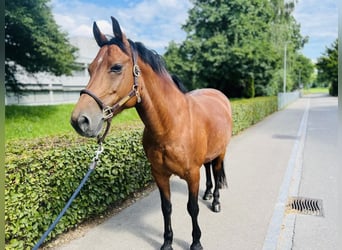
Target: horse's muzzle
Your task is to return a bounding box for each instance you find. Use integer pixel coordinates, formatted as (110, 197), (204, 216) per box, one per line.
(70, 112), (104, 138)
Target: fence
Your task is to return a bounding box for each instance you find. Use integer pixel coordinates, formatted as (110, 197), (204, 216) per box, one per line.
(277, 90), (301, 110)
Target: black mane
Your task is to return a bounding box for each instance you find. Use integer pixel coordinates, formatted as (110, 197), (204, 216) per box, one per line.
(103, 36), (187, 93)
(130, 40), (167, 75)
(171, 74), (188, 93)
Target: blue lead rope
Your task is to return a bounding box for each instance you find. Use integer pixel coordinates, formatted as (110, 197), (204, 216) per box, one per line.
(33, 144), (104, 250)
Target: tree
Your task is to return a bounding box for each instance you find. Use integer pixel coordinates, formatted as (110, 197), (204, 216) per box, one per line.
(165, 0), (280, 97)
(269, 0), (309, 93)
(164, 0), (307, 98)
(316, 39), (338, 96)
(5, 0), (79, 94)
(291, 54), (315, 89)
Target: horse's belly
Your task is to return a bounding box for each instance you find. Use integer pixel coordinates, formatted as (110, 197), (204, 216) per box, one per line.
(204, 132), (229, 163)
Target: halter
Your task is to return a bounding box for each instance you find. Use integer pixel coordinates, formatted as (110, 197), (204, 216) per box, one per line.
(80, 43), (141, 143)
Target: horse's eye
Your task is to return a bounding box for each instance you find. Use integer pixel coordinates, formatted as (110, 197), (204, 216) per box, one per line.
(110, 64), (122, 73)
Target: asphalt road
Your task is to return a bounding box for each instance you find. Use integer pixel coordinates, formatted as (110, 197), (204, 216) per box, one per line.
(56, 94), (339, 250)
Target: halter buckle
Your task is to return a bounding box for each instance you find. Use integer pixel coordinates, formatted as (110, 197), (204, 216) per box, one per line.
(103, 106), (114, 120)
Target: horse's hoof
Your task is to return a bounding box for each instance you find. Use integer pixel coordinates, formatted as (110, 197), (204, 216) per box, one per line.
(190, 241), (203, 250)
(212, 203), (221, 213)
(161, 242), (173, 250)
(203, 192), (213, 200)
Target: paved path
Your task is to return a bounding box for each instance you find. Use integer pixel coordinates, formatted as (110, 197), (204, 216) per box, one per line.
(56, 94), (339, 250)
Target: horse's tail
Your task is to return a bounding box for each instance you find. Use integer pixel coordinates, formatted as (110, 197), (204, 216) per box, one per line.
(217, 161), (228, 189)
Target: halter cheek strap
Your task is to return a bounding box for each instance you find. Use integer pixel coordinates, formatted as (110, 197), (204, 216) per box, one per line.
(79, 43), (141, 143)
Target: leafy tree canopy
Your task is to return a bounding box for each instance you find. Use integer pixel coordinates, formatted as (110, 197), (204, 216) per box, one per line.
(316, 39), (338, 96)
(164, 0), (309, 98)
(291, 54), (315, 89)
(5, 0), (79, 93)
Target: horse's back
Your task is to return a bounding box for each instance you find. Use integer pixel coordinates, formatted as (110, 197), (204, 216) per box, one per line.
(187, 88), (232, 125)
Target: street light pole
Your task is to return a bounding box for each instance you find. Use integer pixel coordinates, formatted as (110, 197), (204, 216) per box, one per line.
(283, 42), (287, 93)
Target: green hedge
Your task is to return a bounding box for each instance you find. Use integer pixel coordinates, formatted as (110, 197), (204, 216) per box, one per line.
(5, 96), (278, 249)
(5, 129), (152, 249)
(231, 96), (278, 135)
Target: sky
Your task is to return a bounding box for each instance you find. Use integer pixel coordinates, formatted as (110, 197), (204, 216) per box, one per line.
(293, 0), (338, 62)
(50, 0), (338, 62)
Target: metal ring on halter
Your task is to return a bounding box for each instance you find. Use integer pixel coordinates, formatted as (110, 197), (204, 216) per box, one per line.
(133, 64), (141, 77)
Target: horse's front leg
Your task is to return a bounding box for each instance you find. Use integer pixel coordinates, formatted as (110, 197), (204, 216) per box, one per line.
(154, 172), (173, 250)
(187, 170), (203, 250)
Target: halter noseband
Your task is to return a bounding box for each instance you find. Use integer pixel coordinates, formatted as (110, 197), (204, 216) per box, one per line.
(80, 43), (141, 143)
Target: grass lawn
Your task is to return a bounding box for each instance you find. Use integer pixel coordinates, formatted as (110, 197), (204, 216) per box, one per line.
(302, 87), (329, 95)
(5, 96), (278, 141)
(5, 104), (142, 141)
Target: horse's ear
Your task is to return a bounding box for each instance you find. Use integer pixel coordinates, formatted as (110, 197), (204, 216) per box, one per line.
(93, 21), (108, 47)
(111, 16), (123, 41)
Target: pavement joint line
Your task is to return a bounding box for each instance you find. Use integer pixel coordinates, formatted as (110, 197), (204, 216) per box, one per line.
(277, 103), (309, 250)
(262, 98), (310, 250)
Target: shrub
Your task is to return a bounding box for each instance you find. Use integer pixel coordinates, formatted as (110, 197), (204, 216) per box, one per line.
(231, 96), (278, 135)
(242, 78), (255, 98)
(329, 81), (338, 96)
(5, 129), (152, 249)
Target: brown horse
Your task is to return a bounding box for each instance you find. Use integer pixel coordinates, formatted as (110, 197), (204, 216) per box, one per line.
(71, 17), (232, 250)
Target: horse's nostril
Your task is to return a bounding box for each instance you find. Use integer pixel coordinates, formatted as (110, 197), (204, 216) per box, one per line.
(78, 115), (89, 125)
(78, 114), (91, 132)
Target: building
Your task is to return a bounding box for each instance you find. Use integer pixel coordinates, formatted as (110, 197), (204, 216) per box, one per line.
(5, 37), (98, 105)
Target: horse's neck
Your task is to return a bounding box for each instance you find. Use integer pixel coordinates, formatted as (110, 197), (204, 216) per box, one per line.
(136, 69), (187, 136)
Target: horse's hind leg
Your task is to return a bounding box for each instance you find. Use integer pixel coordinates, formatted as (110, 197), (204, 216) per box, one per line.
(202, 162), (213, 200)
(212, 156), (228, 213)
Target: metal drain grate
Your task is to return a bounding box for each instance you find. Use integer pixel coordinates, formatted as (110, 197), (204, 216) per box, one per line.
(286, 197), (324, 216)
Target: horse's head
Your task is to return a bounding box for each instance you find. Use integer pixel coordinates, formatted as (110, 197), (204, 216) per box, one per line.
(70, 17), (141, 139)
